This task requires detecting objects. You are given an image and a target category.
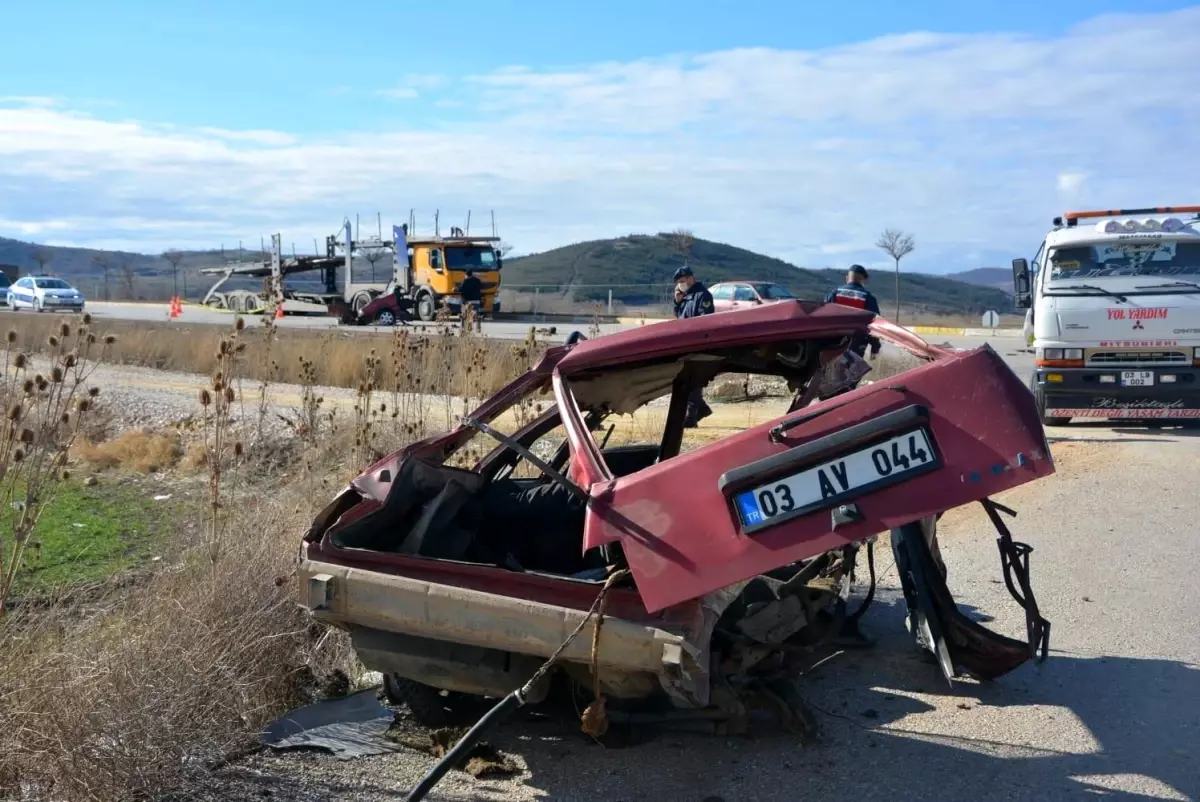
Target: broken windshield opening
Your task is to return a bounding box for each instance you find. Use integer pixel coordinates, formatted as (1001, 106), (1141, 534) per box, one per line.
(445, 247), (498, 271)
(1047, 241), (1200, 283)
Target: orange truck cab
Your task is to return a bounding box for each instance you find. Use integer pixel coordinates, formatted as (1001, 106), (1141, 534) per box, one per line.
(393, 225), (504, 322)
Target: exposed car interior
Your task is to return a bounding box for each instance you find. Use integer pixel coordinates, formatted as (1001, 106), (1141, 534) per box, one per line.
(329, 334), (855, 580)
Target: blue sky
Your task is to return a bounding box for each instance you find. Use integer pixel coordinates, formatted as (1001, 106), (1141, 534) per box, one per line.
(2, 1), (1199, 274)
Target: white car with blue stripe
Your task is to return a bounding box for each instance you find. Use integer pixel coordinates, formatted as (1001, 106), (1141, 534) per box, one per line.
(7, 276), (86, 313)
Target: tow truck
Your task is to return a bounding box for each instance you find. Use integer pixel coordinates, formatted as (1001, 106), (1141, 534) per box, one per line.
(1013, 205), (1200, 424)
(198, 214), (504, 322)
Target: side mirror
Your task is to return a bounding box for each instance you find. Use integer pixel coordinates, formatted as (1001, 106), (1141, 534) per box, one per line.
(1011, 258), (1032, 309)
(496, 254), (503, 270)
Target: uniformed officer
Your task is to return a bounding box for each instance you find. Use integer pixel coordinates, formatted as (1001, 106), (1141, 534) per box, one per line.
(672, 266), (714, 319)
(823, 264), (882, 362)
(672, 266), (714, 427)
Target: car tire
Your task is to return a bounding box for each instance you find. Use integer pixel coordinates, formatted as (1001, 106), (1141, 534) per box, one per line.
(416, 292), (436, 322)
(1031, 378), (1069, 427)
(375, 309), (396, 327)
(382, 674), (457, 727)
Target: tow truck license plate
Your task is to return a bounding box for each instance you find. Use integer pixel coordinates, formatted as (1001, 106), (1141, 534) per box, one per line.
(733, 428), (937, 529)
(1120, 371), (1154, 387)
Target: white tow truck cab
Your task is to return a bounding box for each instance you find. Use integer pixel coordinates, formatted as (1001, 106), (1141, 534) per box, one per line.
(1012, 206), (1200, 426)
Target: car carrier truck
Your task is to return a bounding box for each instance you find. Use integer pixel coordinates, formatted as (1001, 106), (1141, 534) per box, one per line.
(1013, 205), (1200, 425)
(198, 213), (504, 322)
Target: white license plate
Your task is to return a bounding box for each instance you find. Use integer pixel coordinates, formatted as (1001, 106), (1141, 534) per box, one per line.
(1120, 371), (1154, 387)
(733, 428), (937, 529)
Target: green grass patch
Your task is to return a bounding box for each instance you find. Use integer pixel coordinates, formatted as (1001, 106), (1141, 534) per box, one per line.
(5, 480), (172, 596)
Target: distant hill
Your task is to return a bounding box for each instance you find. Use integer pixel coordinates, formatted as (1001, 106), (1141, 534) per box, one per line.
(0, 236), (309, 299)
(505, 234), (1014, 314)
(946, 267), (1013, 294)
(1, 232), (1015, 314)
(0, 236), (246, 278)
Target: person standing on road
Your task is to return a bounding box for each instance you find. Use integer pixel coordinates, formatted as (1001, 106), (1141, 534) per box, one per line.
(823, 264), (882, 362)
(821, 265), (882, 398)
(460, 270), (483, 333)
(672, 266), (715, 427)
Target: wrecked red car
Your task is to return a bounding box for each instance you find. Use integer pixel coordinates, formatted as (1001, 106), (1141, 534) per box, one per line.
(298, 300), (1053, 732)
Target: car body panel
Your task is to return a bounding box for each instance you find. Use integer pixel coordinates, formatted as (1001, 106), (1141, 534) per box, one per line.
(577, 344), (1052, 612)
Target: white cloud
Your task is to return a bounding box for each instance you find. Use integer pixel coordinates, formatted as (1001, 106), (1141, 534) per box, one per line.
(376, 74), (448, 101)
(376, 87), (419, 100)
(1, 8), (1199, 274)
(196, 127), (298, 146)
(0, 96), (58, 108)
(1056, 171), (1088, 202)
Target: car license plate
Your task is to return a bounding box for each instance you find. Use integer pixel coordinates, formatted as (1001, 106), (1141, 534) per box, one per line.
(733, 428), (937, 530)
(1120, 371), (1154, 387)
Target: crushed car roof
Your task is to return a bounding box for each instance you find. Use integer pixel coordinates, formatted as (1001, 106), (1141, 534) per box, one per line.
(557, 301), (875, 373)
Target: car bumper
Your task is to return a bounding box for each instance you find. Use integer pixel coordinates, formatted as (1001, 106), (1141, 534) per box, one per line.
(1036, 366), (1200, 418)
(297, 557), (705, 703)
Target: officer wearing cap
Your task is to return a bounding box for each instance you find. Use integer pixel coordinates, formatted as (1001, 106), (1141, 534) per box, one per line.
(672, 265), (714, 320)
(672, 265), (715, 427)
(824, 264), (882, 361)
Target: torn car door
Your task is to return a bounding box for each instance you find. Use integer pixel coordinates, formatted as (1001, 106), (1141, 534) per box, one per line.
(575, 344), (1055, 613)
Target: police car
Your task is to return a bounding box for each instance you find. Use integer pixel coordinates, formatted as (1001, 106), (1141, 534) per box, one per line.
(7, 276), (86, 312)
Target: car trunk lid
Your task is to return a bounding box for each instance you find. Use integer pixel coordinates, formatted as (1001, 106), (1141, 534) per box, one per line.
(580, 344), (1054, 613)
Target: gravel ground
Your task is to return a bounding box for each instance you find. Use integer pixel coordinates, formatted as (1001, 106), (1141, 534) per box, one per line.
(180, 424), (1200, 802)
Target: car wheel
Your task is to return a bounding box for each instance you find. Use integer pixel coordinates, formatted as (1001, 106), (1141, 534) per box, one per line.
(382, 675), (457, 727)
(416, 293), (436, 322)
(1031, 378), (1069, 427)
(375, 309), (396, 326)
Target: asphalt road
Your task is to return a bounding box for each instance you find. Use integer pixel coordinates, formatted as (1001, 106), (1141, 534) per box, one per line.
(4, 302), (1029, 354)
(4, 301), (633, 342)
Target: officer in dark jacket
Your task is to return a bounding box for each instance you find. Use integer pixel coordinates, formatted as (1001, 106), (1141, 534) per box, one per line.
(823, 264), (882, 361)
(673, 265), (715, 320)
(672, 266), (714, 427)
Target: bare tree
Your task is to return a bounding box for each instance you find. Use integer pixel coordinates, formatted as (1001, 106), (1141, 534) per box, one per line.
(497, 241), (514, 258)
(30, 247), (52, 273)
(118, 261), (137, 300)
(665, 228), (695, 264)
(91, 254), (110, 300)
(162, 249), (185, 298)
(876, 228), (915, 322)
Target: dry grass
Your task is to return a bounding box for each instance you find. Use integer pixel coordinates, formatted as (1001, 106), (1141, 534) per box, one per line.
(1, 316), (542, 399)
(0, 492), (351, 801)
(73, 429), (183, 473)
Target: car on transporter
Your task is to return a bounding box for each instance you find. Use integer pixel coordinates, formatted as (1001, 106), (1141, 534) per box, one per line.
(6, 275), (86, 313)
